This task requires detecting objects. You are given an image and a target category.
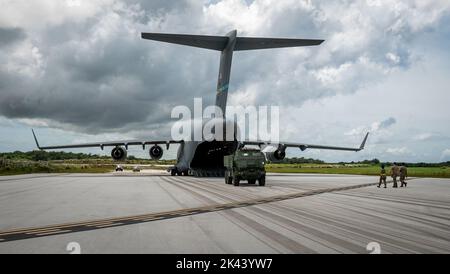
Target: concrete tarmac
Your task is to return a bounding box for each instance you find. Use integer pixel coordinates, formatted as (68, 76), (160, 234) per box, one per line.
(0, 173), (448, 253)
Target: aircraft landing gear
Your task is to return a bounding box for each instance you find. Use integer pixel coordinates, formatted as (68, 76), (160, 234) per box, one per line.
(169, 167), (189, 176)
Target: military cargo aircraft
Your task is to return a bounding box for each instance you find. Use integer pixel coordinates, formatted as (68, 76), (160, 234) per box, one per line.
(32, 30), (369, 177)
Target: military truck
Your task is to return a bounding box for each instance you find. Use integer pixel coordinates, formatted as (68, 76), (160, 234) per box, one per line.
(224, 148), (266, 186)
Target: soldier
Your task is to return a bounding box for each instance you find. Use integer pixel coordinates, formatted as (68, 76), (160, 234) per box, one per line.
(390, 163), (399, 188)
(378, 164), (387, 188)
(400, 164), (408, 187)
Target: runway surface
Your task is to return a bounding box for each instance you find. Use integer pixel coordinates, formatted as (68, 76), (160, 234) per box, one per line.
(0, 173), (449, 253)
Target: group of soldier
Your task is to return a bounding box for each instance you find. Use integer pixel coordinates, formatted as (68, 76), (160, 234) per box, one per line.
(378, 163), (408, 188)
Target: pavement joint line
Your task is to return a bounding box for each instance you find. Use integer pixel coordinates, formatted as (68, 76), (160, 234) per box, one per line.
(0, 179), (412, 243)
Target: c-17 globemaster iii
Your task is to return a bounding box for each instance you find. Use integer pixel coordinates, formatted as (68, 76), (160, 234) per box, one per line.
(32, 30), (369, 177)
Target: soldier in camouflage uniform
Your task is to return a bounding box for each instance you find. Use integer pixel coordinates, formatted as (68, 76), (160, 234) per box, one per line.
(378, 164), (387, 188)
(400, 164), (408, 187)
(390, 163), (400, 188)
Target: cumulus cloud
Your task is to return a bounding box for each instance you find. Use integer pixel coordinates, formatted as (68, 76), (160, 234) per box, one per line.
(0, 27), (26, 47)
(412, 132), (450, 142)
(414, 133), (434, 141)
(0, 0), (449, 137)
(441, 149), (450, 160)
(346, 117), (396, 136)
(376, 117), (397, 131)
(386, 147), (411, 155)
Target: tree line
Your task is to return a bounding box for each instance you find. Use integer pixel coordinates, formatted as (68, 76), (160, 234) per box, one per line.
(1, 151), (448, 167)
(0, 150), (111, 161)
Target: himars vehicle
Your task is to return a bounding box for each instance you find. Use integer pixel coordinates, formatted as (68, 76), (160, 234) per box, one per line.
(32, 30), (369, 177)
(224, 148), (266, 187)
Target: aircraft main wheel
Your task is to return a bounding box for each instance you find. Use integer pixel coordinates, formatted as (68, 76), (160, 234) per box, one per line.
(177, 171), (183, 176)
(258, 176), (266, 186)
(248, 179), (256, 185)
(233, 177), (240, 187)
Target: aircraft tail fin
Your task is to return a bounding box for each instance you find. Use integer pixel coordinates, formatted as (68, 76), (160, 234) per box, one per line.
(141, 30), (325, 116)
(141, 33), (228, 51)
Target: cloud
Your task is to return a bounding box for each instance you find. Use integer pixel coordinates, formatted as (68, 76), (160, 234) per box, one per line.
(386, 147), (411, 155)
(0, 0), (448, 138)
(375, 117), (397, 131)
(414, 133), (434, 141)
(346, 117), (396, 136)
(441, 149), (450, 160)
(0, 27), (26, 47)
(412, 132), (450, 142)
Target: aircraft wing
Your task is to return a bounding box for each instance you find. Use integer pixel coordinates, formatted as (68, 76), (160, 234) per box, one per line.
(31, 129), (182, 150)
(243, 133), (369, 152)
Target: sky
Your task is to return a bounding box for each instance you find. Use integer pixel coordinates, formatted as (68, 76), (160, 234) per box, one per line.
(0, 0), (449, 162)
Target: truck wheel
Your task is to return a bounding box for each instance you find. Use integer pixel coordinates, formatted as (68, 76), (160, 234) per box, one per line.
(248, 179), (256, 185)
(225, 172), (233, 185)
(225, 171), (230, 184)
(258, 176), (266, 186)
(233, 177), (240, 187)
(171, 169), (176, 176)
(182, 171), (189, 176)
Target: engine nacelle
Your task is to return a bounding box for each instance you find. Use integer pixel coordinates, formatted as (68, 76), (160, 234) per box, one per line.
(149, 145), (163, 160)
(111, 146), (127, 161)
(262, 145), (286, 162)
(265, 149), (286, 162)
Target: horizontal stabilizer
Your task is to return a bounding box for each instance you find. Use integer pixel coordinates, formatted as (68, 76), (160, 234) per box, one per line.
(141, 32), (324, 52)
(141, 33), (228, 51)
(235, 37), (324, 51)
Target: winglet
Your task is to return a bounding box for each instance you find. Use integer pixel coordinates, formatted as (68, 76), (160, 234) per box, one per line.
(31, 129), (42, 150)
(359, 132), (369, 151)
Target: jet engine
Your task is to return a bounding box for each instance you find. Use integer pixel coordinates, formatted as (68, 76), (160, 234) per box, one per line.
(149, 145), (164, 160)
(263, 146), (286, 162)
(111, 146), (127, 161)
(265, 149), (286, 162)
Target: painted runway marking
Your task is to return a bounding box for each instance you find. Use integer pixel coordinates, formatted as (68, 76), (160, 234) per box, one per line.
(94, 223), (123, 228)
(0, 179), (403, 243)
(86, 221), (115, 227)
(36, 230), (71, 236)
(25, 229), (62, 235)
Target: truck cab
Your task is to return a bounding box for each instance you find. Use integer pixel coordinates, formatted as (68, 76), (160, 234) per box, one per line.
(224, 148), (266, 186)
